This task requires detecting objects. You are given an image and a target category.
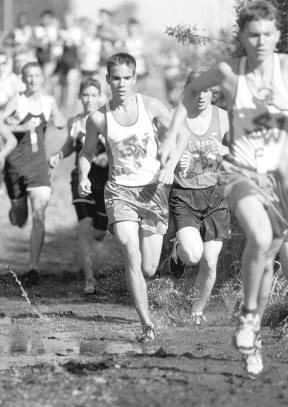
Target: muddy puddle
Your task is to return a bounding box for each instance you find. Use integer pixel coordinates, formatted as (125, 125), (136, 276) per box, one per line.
(0, 309), (161, 370)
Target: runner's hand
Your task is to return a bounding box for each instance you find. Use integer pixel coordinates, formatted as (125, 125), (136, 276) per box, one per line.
(78, 177), (91, 197)
(49, 153), (61, 168)
(208, 136), (228, 156)
(158, 165), (175, 184)
(264, 86), (288, 111)
(93, 152), (108, 168)
(158, 138), (176, 167)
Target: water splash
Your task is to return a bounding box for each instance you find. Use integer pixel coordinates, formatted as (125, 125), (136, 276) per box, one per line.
(1, 263), (47, 320)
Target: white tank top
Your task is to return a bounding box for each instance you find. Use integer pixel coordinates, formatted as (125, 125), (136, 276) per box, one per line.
(105, 94), (160, 186)
(231, 53), (288, 173)
(14, 93), (53, 122)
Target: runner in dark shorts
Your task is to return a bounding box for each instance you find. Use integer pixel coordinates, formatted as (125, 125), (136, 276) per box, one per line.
(49, 77), (108, 294)
(162, 70), (230, 324)
(4, 61), (65, 285)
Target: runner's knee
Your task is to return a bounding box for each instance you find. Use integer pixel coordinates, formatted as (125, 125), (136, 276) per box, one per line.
(9, 197), (28, 227)
(179, 244), (202, 266)
(93, 229), (106, 241)
(246, 230), (272, 252)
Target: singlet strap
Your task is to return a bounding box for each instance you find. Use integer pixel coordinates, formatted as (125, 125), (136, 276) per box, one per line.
(273, 53), (288, 98)
(238, 56), (247, 76)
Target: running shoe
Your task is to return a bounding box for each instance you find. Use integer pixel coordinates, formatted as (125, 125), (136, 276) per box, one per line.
(242, 333), (263, 378)
(233, 312), (260, 354)
(168, 239), (185, 279)
(191, 311), (207, 326)
(84, 277), (96, 295)
(138, 324), (156, 343)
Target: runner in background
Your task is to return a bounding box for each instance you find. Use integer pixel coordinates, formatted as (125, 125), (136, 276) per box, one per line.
(3, 62), (66, 286)
(49, 78), (108, 294)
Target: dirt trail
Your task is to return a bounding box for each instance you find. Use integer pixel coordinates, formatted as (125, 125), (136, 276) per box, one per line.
(0, 282), (288, 407)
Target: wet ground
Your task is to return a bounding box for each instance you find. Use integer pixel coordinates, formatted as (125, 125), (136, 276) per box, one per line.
(0, 272), (288, 407)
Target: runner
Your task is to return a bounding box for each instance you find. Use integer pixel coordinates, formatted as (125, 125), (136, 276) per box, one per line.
(79, 53), (172, 342)
(49, 78), (108, 294)
(160, 0), (288, 377)
(0, 124), (17, 193)
(166, 70), (230, 325)
(3, 61), (66, 285)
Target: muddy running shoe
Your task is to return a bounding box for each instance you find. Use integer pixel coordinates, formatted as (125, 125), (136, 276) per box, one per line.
(191, 311), (207, 326)
(84, 277), (96, 295)
(138, 324), (156, 343)
(233, 312), (260, 354)
(18, 269), (40, 287)
(242, 333), (263, 378)
(168, 239), (185, 279)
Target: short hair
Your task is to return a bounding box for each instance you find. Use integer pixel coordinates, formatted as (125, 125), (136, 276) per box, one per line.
(79, 77), (101, 96)
(107, 53), (136, 76)
(185, 69), (220, 102)
(238, 0), (280, 32)
(21, 61), (41, 76)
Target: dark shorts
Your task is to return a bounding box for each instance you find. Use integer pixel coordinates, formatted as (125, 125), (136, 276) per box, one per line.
(170, 184), (230, 242)
(71, 166), (108, 231)
(4, 162), (51, 200)
(104, 181), (171, 235)
(218, 158), (288, 239)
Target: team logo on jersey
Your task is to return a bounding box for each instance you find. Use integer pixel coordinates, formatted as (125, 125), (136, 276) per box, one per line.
(178, 139), (220, 186)
(114, 132), (152, 176)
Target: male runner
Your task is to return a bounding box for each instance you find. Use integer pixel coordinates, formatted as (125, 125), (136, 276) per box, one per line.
(166, 70), (230, 325)
(49, 78), (108, 294)
(79, 53), (172, 342)
(4, 61), (66, 285)
(160, 0), (288, 376)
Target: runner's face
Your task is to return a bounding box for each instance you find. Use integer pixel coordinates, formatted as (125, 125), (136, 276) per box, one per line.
(23, 67), (43, 93)
(80, 85), (101, 114)
(195, 89), (212, 111)
(107, 64), (136, 102)
(240, 19), (280, 62)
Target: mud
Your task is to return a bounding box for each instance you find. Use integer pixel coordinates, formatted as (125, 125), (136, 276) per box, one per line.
(0, 275), (287, 407)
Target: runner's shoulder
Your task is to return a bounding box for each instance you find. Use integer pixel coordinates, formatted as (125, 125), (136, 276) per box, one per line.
(88, 105), (106, 131)
(141, 94), (169, 114)
(279, 53), (288, 71)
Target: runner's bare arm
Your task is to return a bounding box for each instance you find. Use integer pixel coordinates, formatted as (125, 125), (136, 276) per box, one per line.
(159, 64), (231, 166)
(158, 124), (191, 184)
(209, 108), (230, 156)
(49, 118), (75, 168)
(78, 112), (102, 196)
(0, 121), (17, 162)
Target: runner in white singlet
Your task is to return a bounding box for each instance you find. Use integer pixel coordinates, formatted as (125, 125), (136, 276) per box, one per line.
(160, 1), (288, 377)
(79, 53), (172, 343)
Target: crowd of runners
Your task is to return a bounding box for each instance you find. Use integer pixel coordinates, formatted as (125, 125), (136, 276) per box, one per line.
(0, 0), (288, 379)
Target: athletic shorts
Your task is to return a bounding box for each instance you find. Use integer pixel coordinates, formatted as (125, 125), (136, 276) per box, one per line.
(218, 158), (288, 239)
(170, 184), (230, 242)
(4, 162), (51, 200)
(104, 180), (171, 235)
(71, 167), (108, 231)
